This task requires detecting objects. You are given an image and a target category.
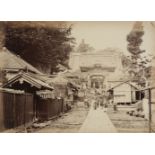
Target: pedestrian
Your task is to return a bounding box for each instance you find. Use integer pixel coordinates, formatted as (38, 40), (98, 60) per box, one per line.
(113, 101), (117, 112)
(104, 103), (108, 112)
(84, 97), (90, 109)
(96, 95), (100, 108)
(99, 96), (104, 109)
(87, 101), (90, 108)
(93, 96), (98, 110)
(93, 101), (96, 110)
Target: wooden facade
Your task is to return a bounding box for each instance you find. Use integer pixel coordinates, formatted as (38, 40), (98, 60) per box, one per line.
(0, 89), (33, 131)
(36, 98), (64, 121)
(108, 81), (139, 104)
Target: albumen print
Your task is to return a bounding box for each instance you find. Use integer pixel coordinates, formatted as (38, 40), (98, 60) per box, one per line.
(0, 21), (155, 133)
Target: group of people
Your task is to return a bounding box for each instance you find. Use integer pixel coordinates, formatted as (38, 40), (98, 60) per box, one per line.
(84, 90), (109, 112)
(93, 94), (108, 111)
(83, 88), (119, 113)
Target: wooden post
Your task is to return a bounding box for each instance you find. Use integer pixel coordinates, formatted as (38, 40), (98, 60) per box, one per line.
(139, 90), (141, 100)
(13, 93), (16, 128)
(130, 85), (132, 104)
(148, 88), (152, 132)
(24, 93), (26, 132)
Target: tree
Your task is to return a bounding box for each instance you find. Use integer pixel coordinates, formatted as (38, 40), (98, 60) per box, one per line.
(5, 22), (75, 74)
(76, 39), (94, 53)
(121, 54), (131, 68)
(127, 22), (144, 81)
(0, 22), (5, 49)
(127, 22), (152, 87)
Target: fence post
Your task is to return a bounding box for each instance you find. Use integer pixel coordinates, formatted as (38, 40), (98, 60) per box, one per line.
(139, 90), (142, 100)
(24, 93), (26, 132)
(148, 88), (152, 133)
(13, 93), (16, 128)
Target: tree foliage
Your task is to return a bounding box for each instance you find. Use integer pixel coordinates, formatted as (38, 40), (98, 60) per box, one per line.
(121, 55), (131, 68)
(126, 22), (151, 86)
(127, 22), (144, 77)
(5, 22), (75, 74)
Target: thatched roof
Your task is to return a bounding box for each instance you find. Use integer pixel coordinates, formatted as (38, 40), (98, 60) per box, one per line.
(0, 47), (42, 74)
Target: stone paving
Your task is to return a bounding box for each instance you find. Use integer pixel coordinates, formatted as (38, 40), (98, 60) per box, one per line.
(79, 106), (117, 133)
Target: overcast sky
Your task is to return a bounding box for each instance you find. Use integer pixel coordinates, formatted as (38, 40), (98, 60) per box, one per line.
(71, 21), (155, 56)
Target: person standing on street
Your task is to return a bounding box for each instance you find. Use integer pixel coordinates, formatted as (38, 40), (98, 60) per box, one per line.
(113, 101), (118, 112)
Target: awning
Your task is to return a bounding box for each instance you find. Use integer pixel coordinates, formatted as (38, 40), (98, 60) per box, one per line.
(36, 90), (55, 99)
(0, 87), (24, 94)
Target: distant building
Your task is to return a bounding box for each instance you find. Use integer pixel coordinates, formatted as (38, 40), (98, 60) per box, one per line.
(69, 48), (122, 71)
(69, 48), (124, 90)
(108, 81), (140, 104)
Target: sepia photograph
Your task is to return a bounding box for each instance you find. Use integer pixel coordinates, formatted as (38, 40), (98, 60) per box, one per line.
(0, 21), (155, 133)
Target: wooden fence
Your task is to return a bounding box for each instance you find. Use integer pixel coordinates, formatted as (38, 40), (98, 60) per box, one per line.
(141, 87), (155, 132)
(0, 89), (67, 132)
(36, 98), (64, 121)
(0, 90), (34, 131)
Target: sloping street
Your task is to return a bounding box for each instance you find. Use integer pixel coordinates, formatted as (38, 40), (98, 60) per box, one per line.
(32, 103), (89, 133)
(79, 106), (116, 133)
(30, 102), (117, 133)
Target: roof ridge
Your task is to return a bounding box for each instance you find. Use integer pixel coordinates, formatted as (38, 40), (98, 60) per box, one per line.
(3, 72), (53, 90)
(109, 80), (139, 90)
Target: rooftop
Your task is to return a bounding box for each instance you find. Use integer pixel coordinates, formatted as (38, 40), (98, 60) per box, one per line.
(3, 72), (54, 90)
(0, 47), (42, 74)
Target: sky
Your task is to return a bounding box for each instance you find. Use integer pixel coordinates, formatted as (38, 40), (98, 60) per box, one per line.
(71, 21), (155, 56)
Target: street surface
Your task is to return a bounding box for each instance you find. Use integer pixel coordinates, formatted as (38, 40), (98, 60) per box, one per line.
(32, 101), (117, 133)
(79, 106), (116, 133)
(28, 102), (155, 133)
(33, 102), (89, 133)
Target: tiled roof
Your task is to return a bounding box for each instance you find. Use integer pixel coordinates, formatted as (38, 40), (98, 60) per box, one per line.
(3, 72), (54, 90)
(47, 75), (68, 85)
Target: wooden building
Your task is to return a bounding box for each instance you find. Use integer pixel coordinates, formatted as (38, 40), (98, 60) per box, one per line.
(0, 47), (42, 81)
(0, 88), (33, 131)
(3, 72), (54, 121)
(108, 81), (140, 105)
